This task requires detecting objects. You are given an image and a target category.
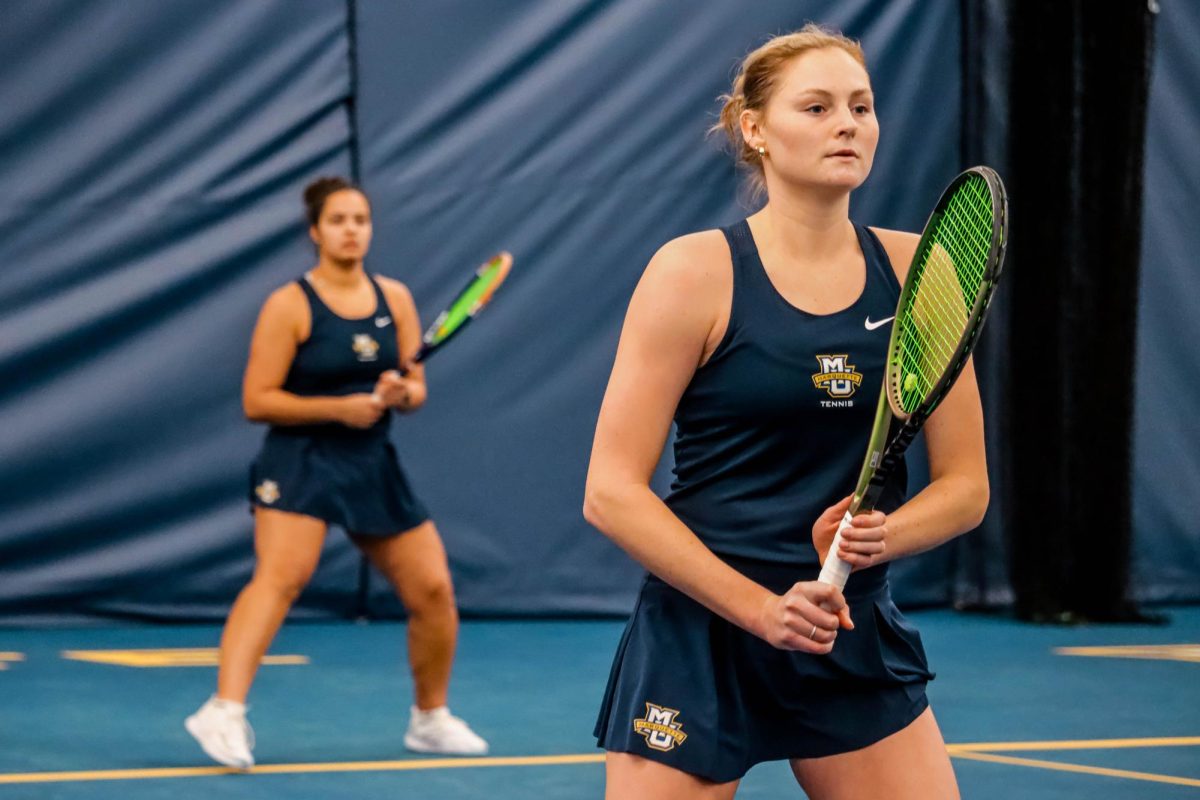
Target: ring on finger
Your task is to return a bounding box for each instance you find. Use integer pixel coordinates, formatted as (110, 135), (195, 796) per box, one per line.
(809, 624), (818, 640)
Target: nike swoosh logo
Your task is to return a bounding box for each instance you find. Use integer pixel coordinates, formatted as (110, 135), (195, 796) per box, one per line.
(375, 317), (392, 328)
(864, 316), (895, 331)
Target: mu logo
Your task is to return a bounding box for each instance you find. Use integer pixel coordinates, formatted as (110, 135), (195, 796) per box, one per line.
(633, 702), (687, 752)
(811, 354), (862, 398)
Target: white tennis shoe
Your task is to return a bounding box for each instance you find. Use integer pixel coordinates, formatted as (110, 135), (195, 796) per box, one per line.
(185, 696), (255, 769)
(404, 706), (488, 755)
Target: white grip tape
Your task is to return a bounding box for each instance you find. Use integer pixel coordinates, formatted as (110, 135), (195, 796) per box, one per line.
(817, 510), (855, 589)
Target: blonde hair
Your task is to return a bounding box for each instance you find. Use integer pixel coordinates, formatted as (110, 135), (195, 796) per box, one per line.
(714, 24), (868, 198)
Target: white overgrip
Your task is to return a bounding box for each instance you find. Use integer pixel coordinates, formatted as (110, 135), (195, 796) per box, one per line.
(817, 509), (855, 589)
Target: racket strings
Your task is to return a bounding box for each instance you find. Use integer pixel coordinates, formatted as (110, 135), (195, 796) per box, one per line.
(893, 175), (994, 412)
(897, 243), (969, 398)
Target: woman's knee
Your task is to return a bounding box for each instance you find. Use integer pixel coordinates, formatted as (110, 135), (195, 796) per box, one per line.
(250, 561), (318, 603)
(405, 573), (457, 618)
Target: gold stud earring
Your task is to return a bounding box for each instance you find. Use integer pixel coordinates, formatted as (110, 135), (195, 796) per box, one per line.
(757, 145), (766, 157)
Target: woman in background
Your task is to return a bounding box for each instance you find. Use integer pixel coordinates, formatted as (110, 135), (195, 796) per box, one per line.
(186, 177), (487, 769)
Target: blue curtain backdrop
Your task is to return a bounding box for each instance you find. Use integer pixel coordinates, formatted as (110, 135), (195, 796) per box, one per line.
(2, 0), (1190, 622)
(0, 0), (361, 621)
(1131, 0), (1200, 603)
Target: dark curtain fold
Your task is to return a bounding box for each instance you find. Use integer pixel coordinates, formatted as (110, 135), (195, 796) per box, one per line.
(1005, 0), (1157, 621)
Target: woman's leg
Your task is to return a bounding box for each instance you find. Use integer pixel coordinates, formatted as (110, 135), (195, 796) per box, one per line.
(351, 520), (457, 710)
(790, 706), (959, 800)
(353, 521), (487, 755)
(216, 508), (327, 702)
(605, 752), (740, 800)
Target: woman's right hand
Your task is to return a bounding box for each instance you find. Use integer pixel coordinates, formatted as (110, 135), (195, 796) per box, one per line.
(754, 581), (850, 654)
(339, 393), (385, 429)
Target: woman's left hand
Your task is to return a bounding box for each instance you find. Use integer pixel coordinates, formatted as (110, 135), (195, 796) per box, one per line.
(372, 370), (416, 410)
(812, 495), (889, 572)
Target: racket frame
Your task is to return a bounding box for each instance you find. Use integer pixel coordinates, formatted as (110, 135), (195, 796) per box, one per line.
(820, 166), (1008, 587)
(407, 251), (512, 368)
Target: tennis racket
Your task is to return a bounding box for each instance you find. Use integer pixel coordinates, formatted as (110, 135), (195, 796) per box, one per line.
(372, 251), (512, 402)
(405, 250), (512, 371)
(817, 166), (1009, 589)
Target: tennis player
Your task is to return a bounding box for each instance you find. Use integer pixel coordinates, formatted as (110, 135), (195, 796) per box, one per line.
(585, 25), (986, 799)
(186, 177), (486, 768)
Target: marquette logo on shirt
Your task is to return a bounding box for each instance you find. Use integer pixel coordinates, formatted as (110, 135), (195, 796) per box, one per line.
(255, 480), (280, 505)
(812, 354), (862, 407)
(633, 702), (687, 752)
(352, 333), (380, 362)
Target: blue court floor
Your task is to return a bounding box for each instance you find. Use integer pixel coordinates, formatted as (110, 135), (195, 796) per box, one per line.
(1, 606), (1197, 799)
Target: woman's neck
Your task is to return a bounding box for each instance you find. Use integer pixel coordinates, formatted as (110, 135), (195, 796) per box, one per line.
(309, 256), (365, 287)
(749, 188), (856, 263)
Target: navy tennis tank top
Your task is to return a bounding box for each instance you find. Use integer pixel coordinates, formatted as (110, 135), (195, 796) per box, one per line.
(665, 220), (907, 565)
(277, 274), (399, 439)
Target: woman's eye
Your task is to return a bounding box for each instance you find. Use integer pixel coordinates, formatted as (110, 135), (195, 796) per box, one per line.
(805, 105), (825, 114)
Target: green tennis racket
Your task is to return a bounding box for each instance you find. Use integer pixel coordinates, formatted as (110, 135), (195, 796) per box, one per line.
(405, 251), (512, 372)
(818, 167), (1008, 589)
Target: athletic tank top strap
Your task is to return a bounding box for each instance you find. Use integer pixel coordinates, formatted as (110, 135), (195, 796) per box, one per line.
(718, 220), (760, 329)
(295, 273), (324, 311)
(710, 220), (774, 364)
(720, 220), (759, 276)
(856, 224), (903, 298)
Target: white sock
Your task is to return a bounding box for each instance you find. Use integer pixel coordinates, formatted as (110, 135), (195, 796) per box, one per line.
(211, 697), (247, 715)
(413, 705), (448, 721)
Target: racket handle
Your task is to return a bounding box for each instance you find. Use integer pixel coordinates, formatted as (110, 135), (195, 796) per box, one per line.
(817, 510), (855, 589)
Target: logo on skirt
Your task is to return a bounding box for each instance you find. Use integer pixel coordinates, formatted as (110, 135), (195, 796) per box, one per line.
(255, 480), (280, 505)
(633, 702), (687, 751)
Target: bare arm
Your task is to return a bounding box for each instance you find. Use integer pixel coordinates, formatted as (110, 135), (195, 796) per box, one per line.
(880, 359), (989, 560)
(242, 285), (382, 428)
(373, 278), (427, 412)
(584, 234), (848, 651)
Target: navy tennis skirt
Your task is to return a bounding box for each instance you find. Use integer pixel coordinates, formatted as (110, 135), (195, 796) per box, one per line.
(594, 557), (933, 782)
(248, 428), (429, 536)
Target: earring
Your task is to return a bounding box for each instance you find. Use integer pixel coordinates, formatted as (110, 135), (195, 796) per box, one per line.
(757, 145), (766, 157)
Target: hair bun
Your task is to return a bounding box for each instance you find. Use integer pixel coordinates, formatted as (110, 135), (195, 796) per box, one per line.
(302, 176), (360, 225)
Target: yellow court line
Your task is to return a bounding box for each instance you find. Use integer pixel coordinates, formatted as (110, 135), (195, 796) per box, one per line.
(0, 754), (606, 785)
(1055, 644), (1200, 663)
(948, 736), (1200, 753)
(950, 750), (1200, 788)
(60, 649), (308, 668)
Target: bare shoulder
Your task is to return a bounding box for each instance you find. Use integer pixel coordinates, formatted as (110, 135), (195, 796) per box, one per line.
(640, 229), (731, 297)
(260, 281), (307, 321)
(869, 227), (921, 284)
(374, 274), (415, 306)
(252, 281), (309, 342)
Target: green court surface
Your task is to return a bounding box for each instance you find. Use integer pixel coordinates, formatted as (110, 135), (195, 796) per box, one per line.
(1, 607), (1197, 798)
